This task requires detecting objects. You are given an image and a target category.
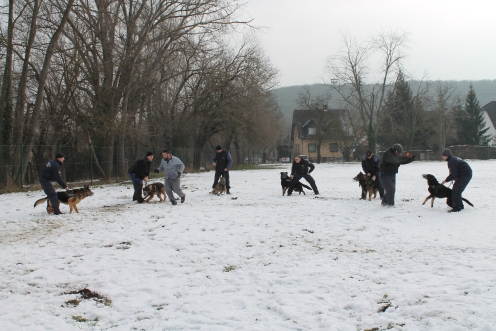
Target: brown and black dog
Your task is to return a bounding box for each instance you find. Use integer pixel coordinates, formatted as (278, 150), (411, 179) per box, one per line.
(353, 172), (379, 201)
(210, 177), (227, 195)
(34, 185), (94, 214)
(280, 172), (312, 196)
(143, 182), (167, 202)
(421, 174), (474, 208)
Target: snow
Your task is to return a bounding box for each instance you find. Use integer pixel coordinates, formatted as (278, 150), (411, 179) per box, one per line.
(1, 160), (496, 331)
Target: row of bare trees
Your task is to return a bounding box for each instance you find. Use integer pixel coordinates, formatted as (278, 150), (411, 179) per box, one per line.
(297, 30), (492, 161)
(0, 0), (284, 186)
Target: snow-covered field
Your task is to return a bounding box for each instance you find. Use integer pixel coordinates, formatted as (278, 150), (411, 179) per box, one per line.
(1, 160), (495, 331)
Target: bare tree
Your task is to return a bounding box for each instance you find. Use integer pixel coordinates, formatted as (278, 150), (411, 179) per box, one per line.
(326, 30), (409, 152)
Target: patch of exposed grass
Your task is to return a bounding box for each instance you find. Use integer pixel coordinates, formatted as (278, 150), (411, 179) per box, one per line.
(66, 288), (112, 306)
(223, 265), (236, 272)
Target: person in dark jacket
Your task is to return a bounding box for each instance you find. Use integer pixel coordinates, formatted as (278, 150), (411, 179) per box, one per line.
(211, 145), (233, 194)
(287, 155), (319, 196)
(440, 148), (473, 213)
(128, 151), (154, 203)
(39, 153), (71, 215)
(362, 150), (384, 198)
(379, 144), (416, 206)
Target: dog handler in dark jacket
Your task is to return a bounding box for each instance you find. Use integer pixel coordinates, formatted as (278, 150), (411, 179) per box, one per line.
(128, 151), (154, 203)
(287, 155), (319, 196)
(362, 150), (384, 198)
(211, 145), (233, 194)
(379, 144), (416, 206)
(440, 148), (473, 213)
(39, 153), (71, 215)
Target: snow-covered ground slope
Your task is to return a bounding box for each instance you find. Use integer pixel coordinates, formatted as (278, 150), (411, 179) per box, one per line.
(1, 160), (495, 331)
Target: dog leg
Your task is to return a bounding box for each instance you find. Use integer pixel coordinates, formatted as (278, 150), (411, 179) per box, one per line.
(145, 194), (153, 202)
(422, 196), (432, 205)
(430, 197), (435, 208)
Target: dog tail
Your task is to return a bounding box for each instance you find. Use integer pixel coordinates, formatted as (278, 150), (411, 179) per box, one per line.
(34, 198), (48, 208)
(301, 184), (313, 191)
(462, 198), (474, 207)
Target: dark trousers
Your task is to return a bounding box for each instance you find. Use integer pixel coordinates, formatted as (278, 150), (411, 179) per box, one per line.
(213, 171), (230, 189)
(288, 174), (319, 195)
(376, 175), (385, 198)
(129, 172), (144, 203)
(452, 173), (472, 210)
(39, 177), (61, 214)
(379, 172), (396, 206)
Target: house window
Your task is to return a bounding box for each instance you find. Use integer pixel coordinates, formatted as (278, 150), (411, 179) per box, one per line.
(308, 127), (316, 135)
(308, 144), (316, 152)
(330, 143), (338, 152)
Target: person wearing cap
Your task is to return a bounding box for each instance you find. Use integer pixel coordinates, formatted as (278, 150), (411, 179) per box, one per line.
(287, 155), (319, 196)
(38, 153), (70, 215)
(154, 149), (186, 205)
(379, 143), (416, 206)
(362, 150), (384, 198)
(440, 148), (472, 213)
(211, 145), (233, 194)
(128, 151), (154, 203)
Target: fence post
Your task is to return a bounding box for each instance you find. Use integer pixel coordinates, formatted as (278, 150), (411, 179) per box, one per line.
(116, 146), (119, 182)
(20, 143), (23, 188)
(90, 145), (93, 185)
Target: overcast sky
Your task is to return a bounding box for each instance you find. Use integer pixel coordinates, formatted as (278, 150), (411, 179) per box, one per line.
(241, 0), (496, 87)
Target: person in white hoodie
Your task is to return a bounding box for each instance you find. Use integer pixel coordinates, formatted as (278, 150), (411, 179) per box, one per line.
(154, 149), (186, 205)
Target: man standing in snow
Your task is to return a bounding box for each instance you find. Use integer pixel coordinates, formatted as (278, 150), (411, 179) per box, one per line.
(211, 145), (233, 194)
(128, 151), (154, 203)
(362, 150), (384, 198)
(39, 153), (71, 215)
(154, 149), (186, 205)
(287, 155), (319, 196)
(440, 148), (472, 213)
(379, 144), (416, 206)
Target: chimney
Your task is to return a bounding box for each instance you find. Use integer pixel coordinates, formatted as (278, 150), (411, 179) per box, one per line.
(323, 104), (328, 111)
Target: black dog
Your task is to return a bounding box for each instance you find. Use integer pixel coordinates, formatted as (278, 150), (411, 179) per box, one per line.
(280, 172), (312, 196)
(421, 174), (474, 209)
(353, 172), (379, 200)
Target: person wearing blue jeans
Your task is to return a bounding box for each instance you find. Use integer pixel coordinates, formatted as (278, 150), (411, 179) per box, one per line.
(440, 148), (472, 213)
(379, 144), (416, 206)
(287, 155), (319, 196)
(128, 151), (154, 203)
(38, 153), (70, 215)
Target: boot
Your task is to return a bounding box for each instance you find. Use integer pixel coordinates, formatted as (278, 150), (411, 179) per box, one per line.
(226, 189), (231, 195)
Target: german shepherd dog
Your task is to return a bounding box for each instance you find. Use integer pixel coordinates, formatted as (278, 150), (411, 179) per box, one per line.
(34, 185), (94, 214)
(280, 172), (312, 196)
(210, 176), (227, 195)
(422, 174), (474, 208)
(143, 182), (167, 202)
(353, 172), (379, 201)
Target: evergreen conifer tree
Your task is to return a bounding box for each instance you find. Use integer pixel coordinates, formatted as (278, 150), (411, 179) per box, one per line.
(455, 84), (491, 145)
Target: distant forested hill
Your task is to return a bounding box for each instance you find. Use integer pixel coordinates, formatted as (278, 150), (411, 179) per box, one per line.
(273, 80), (496, 118)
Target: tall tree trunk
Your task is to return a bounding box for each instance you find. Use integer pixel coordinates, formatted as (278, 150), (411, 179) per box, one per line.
(13, 0), (40, 185)
(21, 0), (75, 179)
(0, 0), (15, 185)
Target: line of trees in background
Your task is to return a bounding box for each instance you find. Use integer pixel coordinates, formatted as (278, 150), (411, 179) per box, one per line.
(0, 0), (285, 186)
(296, 30), (493, 161)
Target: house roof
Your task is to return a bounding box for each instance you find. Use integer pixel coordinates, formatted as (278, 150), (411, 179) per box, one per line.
(291, 108), (345, 140)
(482, 101), (496, 129)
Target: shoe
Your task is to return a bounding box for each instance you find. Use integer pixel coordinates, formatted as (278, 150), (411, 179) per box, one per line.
(286, 193), (292, 196)
(137, 199), (145, 204)
(171, 200), (177, 205)
(448, 208), (461, 213)
(461, 205), (464, 210)
(181, 196), (185, 203)
(54, 211), (64, 215)
(226, 190), (231, 195)
(314, 192), (320, 195)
